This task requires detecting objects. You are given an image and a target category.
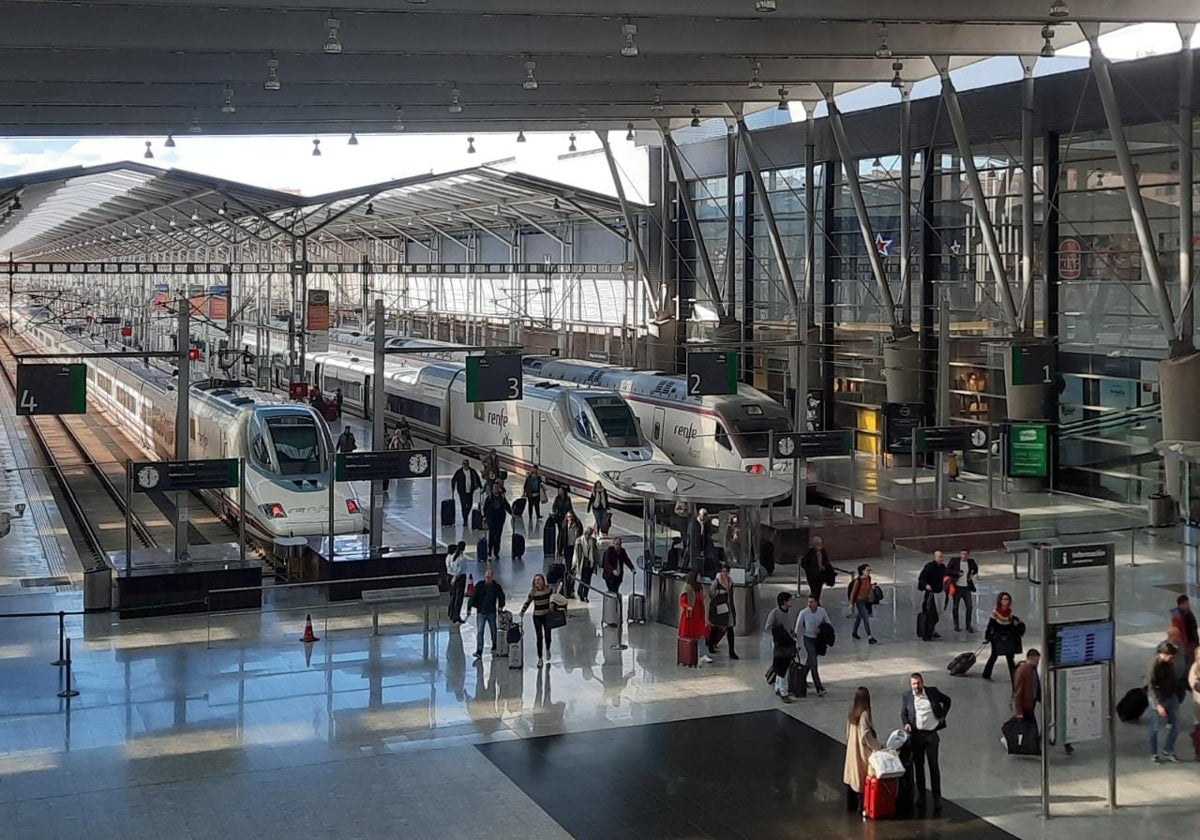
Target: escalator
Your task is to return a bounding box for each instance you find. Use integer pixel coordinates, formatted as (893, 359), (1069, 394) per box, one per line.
(1056, 403), (1162, 503)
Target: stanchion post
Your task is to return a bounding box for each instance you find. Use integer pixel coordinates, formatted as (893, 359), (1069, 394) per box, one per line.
(767, 430), (774, 526)
(124, 459), (133, 577)
(238, 457), (247, 566)
(910, 436), (919, 509)
(52, 610), (66, 666)
(58, 638), (79, 698)
(430, 444), (438, 555)
(1128, 527), (1137, 567)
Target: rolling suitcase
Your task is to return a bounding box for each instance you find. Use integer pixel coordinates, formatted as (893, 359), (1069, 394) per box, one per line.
(787, 656), (809, 698)
(507, 620), (523, 669)
(471, 508), (483, 531)
(511, 533), (525, 560)
(628, 591), (647, 623)
(947, 644), (984, 677)
(476, 536), (489, 561)
(542, 519), (558, 558)
(512, 497), (527, 518)
(894, 742), (916, 817)
(440, 499), (456, 528)
(547, 562), (565, 585)
(602, 591), (622, 627)
(1001, 717), (1041, 756)
(677, 636), (699, 667)
(1117, 687), (1148, 722)
(862, 775), (898, 820)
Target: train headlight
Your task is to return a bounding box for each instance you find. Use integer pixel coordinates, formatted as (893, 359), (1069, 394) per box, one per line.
(260, 502), (287, 518)
(346, 499), (360, 514)
(746, 464), (765, 474)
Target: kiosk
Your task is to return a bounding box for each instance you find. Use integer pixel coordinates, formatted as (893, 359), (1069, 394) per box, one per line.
(603, 464), (792, 637)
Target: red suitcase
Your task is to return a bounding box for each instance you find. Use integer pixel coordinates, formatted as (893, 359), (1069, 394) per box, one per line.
(862, 775), (898, 820)
(677, 637), (699, 667)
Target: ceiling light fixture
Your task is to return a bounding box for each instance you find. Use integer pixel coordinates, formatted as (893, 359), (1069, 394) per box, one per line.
(365, 202), (374, 215)
(620, 18), (639, 57)
(143, 141), (154, 160)
(449, 85), (463, 114)
(568, 133), (577, 152)
(312, 138), (322, 157)
(651, 83), (665, 112)
(690, 107), (701, 127)
(393, 106), (405, 131)
(891, 60), (904, 88)
(164, 134), (176, 148)
(169, 217), (177, 227)
(219, 201), (228, 215)
(626, 122), (635, 141)
(323, 16), (343, 54)
(755, 0), (777, 12)
(348, 132), (358, 145)
(748, 59), (763, 89)
(777, 86), (789, 110)
(875, 24), (892, 59)
(264, 56), (281, 91)
(1040, 25), (1056, 57)
(467, 136), (476, 154)
(1048, 0), (1069, 18)
(523, 58), (538, 90)
(221, 86), (236, 114)
(517, 128), (526, 143)
(191, 209), (200, 221)
(188, 110), (202, 133)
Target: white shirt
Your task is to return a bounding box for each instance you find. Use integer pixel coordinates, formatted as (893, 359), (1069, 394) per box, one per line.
(912, 690), (937, 731)
(794, 606), (829, 639)
(445, 552), (466, 578)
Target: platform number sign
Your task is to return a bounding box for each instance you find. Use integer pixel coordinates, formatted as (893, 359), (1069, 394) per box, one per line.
(465, 354), (523, 403)
(15, 363), (87, 415)
(1010, 344), (1055, 387)
(686, 351), (738, 397)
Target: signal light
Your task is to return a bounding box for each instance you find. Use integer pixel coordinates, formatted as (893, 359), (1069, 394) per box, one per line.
(121, 325), (133, 337)
(188, 347), (201, 361)
(261, 502), (287, 518)
(346, 499), (360, 514)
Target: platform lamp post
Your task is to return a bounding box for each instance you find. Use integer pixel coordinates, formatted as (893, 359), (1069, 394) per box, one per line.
(175, 299), (190, 564)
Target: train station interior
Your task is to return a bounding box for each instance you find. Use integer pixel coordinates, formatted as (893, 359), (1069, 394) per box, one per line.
(1, 3), (1199, 838)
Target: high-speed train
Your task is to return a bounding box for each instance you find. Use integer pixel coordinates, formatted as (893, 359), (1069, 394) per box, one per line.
(20, 319), (364, 544)
(522, 357), (794, 474)
(301, 349), (670, 503)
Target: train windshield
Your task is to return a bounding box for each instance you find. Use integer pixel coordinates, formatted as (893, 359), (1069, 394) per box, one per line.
(252, 414), (326, 476)
(584, 396), (643, 446)
(729, 406), (792, 457)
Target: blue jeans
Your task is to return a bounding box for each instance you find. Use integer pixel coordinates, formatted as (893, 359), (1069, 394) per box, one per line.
(1150, 696), (1180, 756)
(803, 636), (823, 692)
(852, 600), (872, 637)
(475, 611), (498, 654)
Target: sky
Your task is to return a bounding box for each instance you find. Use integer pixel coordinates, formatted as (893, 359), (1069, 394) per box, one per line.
(0, 22), (1183, 201)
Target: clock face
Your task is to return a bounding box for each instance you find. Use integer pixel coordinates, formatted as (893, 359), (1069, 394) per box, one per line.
(137, 465), (161, 490)
(970, 428), (988, 448)
(408, 453), (429, 476)
(777, 436), (795, 457)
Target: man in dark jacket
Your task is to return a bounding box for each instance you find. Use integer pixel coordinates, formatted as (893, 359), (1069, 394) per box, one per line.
(451, 459), (482, 526)
(945, 548), (979, 633)
(466, 569), (506, 659)
(481, 483), (511, 561)
(901, 673), (951, 815)
(1169, 595), (1198, 660)
(916, 550), (947, 641)
(601, 536), (635, 594)
(800, 536), (832, 603)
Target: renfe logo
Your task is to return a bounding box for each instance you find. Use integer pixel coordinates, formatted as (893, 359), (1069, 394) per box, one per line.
(673, 423), (698, 441)
(487, 408), (509, 429)
(1018, 429), (1039, 442)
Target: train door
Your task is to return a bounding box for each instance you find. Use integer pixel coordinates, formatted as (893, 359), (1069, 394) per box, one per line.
(652, 407), (665, 445)
(363, 374), (372, 420)
(313, 362), (323, 391)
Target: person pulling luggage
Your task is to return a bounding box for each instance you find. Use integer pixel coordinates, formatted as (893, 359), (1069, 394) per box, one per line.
(451, 459), (482, 527)
(481, 483), (511, 562)
(706, 562), (738, 659)
(573, 526), (599, 602)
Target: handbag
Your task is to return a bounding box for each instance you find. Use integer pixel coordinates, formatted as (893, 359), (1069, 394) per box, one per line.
(871, 584), (884, 605)
(540, 485), (548, 503)
(868, 749), (906, 779)
(545, 607), (567, 630)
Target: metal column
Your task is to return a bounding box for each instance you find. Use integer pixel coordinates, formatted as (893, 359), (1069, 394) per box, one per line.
(932, 57), (1021, 335)
(1020, 58), (1037, 334)
(370, 298), (386, 554)
(740, 120), (806, 517)
(803, 115), (817, 328)
(899, 87), (914, 320)
(598, 131), (653, 295)
(1083, 30), (1176, 338)
(725, 128), (739, 313)
(174, 301), (190, 563)
(819, 88), (901, 334)
(1179, 24), (1196, 346)
(662, 130), (728, 318)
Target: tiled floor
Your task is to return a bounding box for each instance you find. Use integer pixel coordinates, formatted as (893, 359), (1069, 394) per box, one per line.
(0, 407), (1198, 838)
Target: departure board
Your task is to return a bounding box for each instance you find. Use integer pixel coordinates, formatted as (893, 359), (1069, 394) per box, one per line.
(1053, 621), (1115, 667)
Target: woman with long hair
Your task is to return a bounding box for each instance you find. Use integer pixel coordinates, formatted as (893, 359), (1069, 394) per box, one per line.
(983, 591), (1025, 681)
(679, 570), (711, 664)
(519, 573), (554, 668)
(843, 686), (882, 812)
(586, 479), (610, 534)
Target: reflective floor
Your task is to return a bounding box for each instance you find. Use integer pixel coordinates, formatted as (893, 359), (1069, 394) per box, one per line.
(0, 411), (1198, 838)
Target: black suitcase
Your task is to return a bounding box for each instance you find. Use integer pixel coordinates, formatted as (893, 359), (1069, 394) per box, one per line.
(947, 649), (978, 677)
(440, 498), (456, 528)
(476, 536), (489, 561)
(894, 742), (915, 817)
(511, 533), (525, 560)
(1002, 717), (1041, 756)
(512, 497), (527, 518)
(471, 508), (483, 531)
(542, 519), (557, 558)
(547, 562), (565, 585)
(1117, 687), (1149, 722)
(787, 657), (809, 698)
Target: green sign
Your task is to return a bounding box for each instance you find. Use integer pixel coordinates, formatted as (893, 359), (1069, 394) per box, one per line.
(16, 363), (87, 415)
(1008, 423), (1048, 478)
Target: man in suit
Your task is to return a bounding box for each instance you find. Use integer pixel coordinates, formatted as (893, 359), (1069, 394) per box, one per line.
(800, 536), (831, 603)
(451, 459), (481, 526)
(901, 672), (951, 816)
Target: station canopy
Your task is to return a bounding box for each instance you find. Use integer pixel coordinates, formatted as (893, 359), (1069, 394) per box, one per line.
(0, 163), (645, 262)
(4, 1), (1194, 136)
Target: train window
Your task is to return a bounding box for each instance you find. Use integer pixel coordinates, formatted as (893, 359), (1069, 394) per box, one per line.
(714, 422), (732, 451)
(731, 416), (791, 457)
(264, 416), (324, 475)
(189, 418), (197, 441)
(584, 396), (641, 447)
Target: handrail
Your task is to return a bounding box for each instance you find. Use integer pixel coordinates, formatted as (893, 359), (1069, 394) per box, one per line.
(1058, 404), (1161, 437)
(206, 570), (437, 597)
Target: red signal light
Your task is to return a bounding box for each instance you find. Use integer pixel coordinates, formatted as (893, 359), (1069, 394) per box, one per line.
(188, 347), (201, 361)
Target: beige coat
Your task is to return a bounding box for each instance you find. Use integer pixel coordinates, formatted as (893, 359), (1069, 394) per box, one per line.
(1190, 658), (1200, 707)
(843, 710), (881, 793)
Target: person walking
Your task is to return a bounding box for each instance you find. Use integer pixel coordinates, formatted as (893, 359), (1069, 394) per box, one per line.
(586, 479), (610, 535)
(451, 459), (482, 527)
(522, 467), (544, 524)
(946, 548), (979, 633)
(801, 536), (832, 603)
(551, 485), (573, 524)
(1149, 640), (1182, 762)
(601, 536), (634, 594)
(982, 592), (1025, 682)
(481, 448), (501, 486)
(916, 550), (947, 641)
(844, 686), (882, 813)
(679, 571), (711, 664)
(481, 483), (511, 562)
(445, 541), (468, 625)
(765, 592), (798, 703)
(848, 563), (878, 644)
(334, 387), (344, 418)
(1170, 595), (1198, 661)
(573, 526), (600, 602)
(336, 425), (357, 454)
(901, 672), (951, 815)
(519, 573), (555, 668)
(557, 511), (583, 597)
(466, 569), (506, 659)
(794, 594), (830, 697)
(706, 563), (739, 659)
(1012, 648), (1041, 724)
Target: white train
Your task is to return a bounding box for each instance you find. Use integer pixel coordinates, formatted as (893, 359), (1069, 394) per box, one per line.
(21, 319), (364, 544)
(521, 357), (794, 474)
(299, 349), (669, 503)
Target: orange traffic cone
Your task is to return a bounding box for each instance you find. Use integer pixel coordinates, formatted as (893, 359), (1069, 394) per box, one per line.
(465, 574), (475, 598)
(300, 613), (319, 643)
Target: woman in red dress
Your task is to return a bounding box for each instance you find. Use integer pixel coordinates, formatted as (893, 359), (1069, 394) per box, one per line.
(679, 571), (712, 664)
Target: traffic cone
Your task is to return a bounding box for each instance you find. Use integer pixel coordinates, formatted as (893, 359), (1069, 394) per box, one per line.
(465, 574), (475, 598)
(300, 614), (319, 643)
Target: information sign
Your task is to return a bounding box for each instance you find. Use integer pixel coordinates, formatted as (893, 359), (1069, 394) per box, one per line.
(1062, 665), (1104, 744)
(1008, 423), (1049, 478)
(772, 430), (852, 460)
(465, 355), (523, 403)
(1053, 620), (1115, 667)
(336, 449), (433, 482)
(882, 402), (924, 455)
(15, 363), (87, 415)
(1011, 344), (1055, 386)
(685, 351), (738, 397)
(131, 458), (239, 493)
(1050, 543), (1114, 570)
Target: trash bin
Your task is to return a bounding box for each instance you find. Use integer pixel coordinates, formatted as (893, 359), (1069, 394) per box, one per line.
(83, 561), (112, 611)
(1148, 493), (1176, 528)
